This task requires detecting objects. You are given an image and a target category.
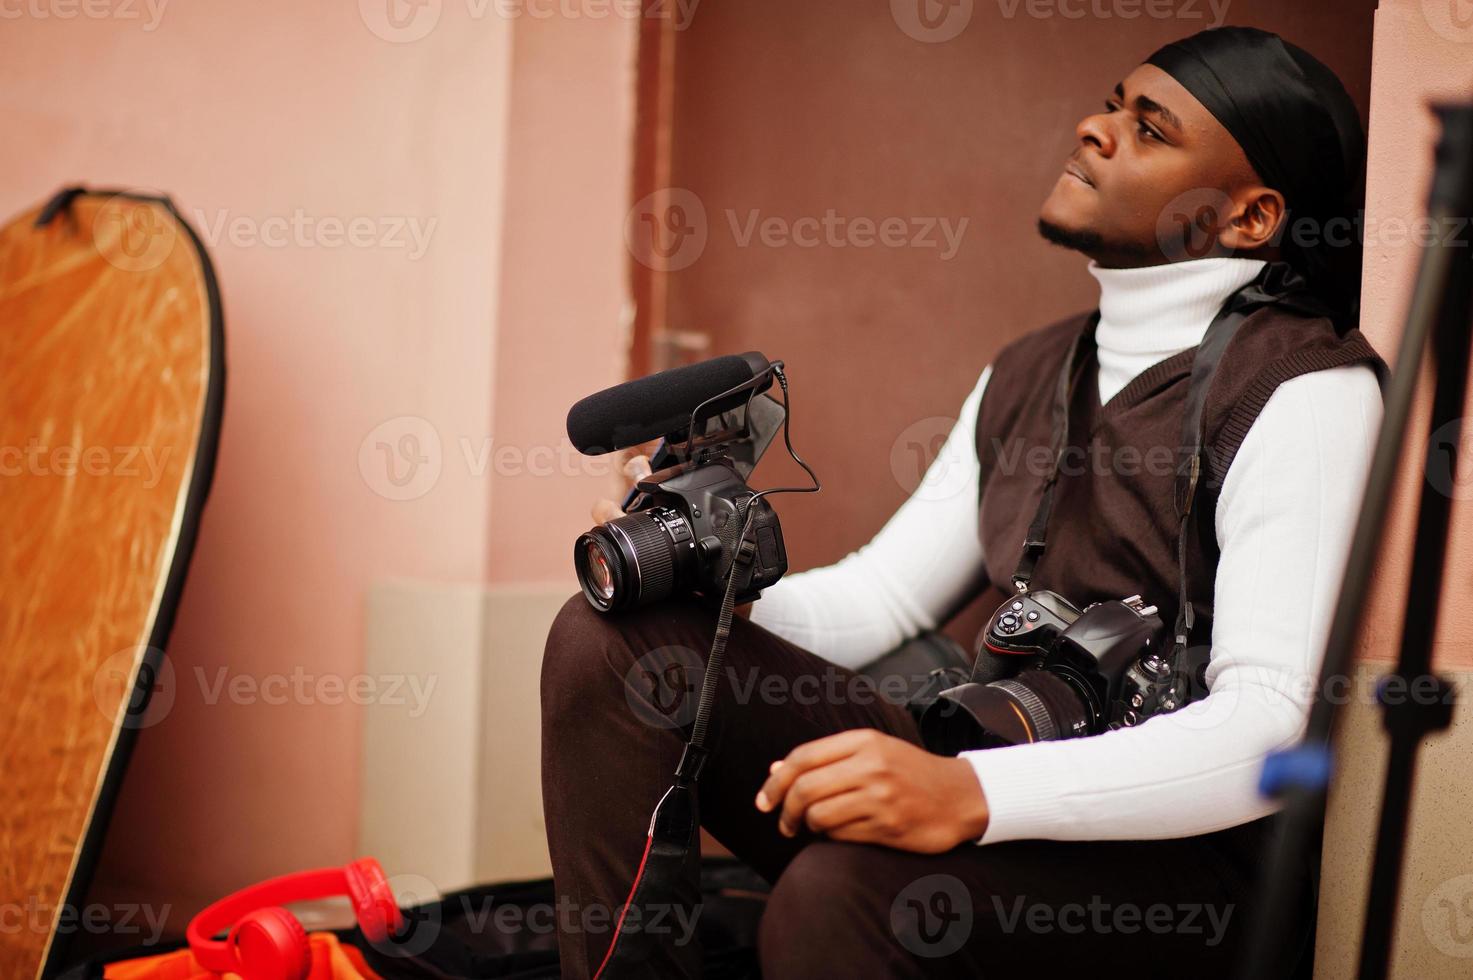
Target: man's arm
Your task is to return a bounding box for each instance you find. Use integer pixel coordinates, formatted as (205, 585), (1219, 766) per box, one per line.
(958, 362), (1383, 844)
(745, 366), (993, 671)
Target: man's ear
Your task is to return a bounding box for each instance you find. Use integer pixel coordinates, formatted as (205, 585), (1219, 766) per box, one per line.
(1219, 187), (1286, 252)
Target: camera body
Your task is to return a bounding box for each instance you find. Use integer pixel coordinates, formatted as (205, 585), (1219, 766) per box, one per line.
(920, 589), (1203, 754)
(576, 455), (787, 612)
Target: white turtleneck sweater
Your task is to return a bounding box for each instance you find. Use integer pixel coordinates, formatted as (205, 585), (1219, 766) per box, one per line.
(748, 256), (1383, 845)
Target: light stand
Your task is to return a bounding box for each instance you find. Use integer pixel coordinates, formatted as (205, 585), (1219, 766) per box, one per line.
(1235, 100), (1473, 980)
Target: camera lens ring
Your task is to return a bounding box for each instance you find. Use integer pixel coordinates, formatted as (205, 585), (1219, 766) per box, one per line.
(604, 522), (645, 595)
(575, 511), (681, 611)
(609, 514), (675, 603)
(919, 667), (1093, 753)
(575, 529), (626, 611)
(988, 679), (1058, 741)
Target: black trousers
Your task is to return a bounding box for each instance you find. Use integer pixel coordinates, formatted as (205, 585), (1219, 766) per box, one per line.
(540, 593), (1309, 979)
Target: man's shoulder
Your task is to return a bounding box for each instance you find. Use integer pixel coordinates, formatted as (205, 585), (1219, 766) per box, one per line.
(974, 311), (1095, 442)
(1254, 361), (1384, 426)
(990, 310), (1094, 375)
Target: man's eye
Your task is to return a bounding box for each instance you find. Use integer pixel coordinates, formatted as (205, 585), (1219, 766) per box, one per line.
(1104, 101), (1161, 141)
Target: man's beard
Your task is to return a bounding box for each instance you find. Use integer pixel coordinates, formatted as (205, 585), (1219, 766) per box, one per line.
(1036, 216), (1154, 265)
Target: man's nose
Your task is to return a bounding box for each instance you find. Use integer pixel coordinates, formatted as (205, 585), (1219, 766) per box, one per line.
(1076, 111), (1115, 158)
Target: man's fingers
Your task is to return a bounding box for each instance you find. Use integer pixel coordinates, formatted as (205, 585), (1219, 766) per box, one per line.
(778, 763), (867, 837)
(800, 789), (873, 835)
(756, 729), (875, 813)
(591, 499), (624, 524)
(623, 454), (652, 481)
(823, 817), (888, 846)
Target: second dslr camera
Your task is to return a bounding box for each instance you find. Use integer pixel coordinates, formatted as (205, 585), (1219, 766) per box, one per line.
(919, 589), (1207, 753)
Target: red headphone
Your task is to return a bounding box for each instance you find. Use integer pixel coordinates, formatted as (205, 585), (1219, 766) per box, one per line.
(186, 857), (405, 980)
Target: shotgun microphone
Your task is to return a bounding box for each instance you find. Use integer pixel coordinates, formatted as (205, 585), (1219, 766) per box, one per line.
(566, 351), (774, 455)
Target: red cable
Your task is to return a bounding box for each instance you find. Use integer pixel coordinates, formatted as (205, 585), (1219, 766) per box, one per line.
(591, 833), (655, 980)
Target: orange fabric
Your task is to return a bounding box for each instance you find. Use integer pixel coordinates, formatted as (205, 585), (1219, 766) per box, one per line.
(103, 932), (385, 980)
(0, 192), (216, 980)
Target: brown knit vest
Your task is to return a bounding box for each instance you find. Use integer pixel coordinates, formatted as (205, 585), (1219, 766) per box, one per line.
(973, 286), (1388, 648)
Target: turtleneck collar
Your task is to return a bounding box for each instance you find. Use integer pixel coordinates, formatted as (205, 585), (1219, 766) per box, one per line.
(1086, 256), (1267, 404)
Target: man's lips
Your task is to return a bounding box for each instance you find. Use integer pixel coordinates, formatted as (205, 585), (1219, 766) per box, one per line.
(1063, 160), (1095, 188)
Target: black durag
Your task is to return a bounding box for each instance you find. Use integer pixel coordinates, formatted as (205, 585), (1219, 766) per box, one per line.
(1145, 27), (1367, 329)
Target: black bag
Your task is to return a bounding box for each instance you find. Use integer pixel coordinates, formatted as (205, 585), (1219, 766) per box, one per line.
(59, 858), (770, 980)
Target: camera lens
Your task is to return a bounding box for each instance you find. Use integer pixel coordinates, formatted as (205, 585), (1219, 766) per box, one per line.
(575, 510), (683, 611)
(582, 539), (616, 603)
(922, 668), (1092, 753)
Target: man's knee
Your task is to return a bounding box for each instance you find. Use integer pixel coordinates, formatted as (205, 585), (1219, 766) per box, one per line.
(542, 593), (620, 721)
(759, 843), (895, 968)
(543, 594), (693, 715)
(760, 842), (982, 976)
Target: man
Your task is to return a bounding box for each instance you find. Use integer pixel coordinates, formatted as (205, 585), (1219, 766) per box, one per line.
(542, 25), (1385, 979)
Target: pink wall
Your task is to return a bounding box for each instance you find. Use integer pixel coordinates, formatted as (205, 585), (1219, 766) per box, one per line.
(1, 0), (635, 930)
(1358, 1), (1473, 668)
(485, 17), (640, 585)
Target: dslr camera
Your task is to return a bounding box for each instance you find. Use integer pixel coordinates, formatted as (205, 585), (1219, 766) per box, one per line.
(570, 355), (791, 613)
(919, 589), (1209, 753)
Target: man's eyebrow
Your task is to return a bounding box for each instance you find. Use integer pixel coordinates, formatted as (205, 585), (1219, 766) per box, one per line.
(1112, 82), (1184, 134)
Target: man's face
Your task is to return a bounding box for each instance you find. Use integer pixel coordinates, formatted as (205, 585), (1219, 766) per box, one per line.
(1037, 63), (1266, 267)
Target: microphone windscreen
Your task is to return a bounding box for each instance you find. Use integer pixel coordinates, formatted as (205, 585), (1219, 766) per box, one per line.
(567, 352), (772, 454)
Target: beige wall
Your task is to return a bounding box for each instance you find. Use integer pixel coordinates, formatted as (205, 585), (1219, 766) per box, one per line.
(1355, 0), (1473, 670)
(1314, 3), (1473, 977)
(0, 0), (635, 942)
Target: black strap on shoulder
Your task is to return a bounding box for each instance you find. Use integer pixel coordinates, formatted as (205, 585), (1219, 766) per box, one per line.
(1009, 312), (1098, 593)
(1008, 261), (1317, 661)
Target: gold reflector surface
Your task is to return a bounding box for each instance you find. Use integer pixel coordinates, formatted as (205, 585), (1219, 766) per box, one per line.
(0, 191), (221, 979)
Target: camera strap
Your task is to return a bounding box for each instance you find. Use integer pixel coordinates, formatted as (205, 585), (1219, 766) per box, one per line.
(1008, 263), (1319, 666)
(591, 499), (761, 979)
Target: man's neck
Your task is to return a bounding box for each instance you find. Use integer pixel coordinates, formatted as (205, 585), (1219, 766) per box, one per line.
(1086, 256), (1266, 403)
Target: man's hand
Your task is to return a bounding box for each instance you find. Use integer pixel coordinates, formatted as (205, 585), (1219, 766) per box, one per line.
(591, 453), (652, 524)
(755, 729), (989, 853)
